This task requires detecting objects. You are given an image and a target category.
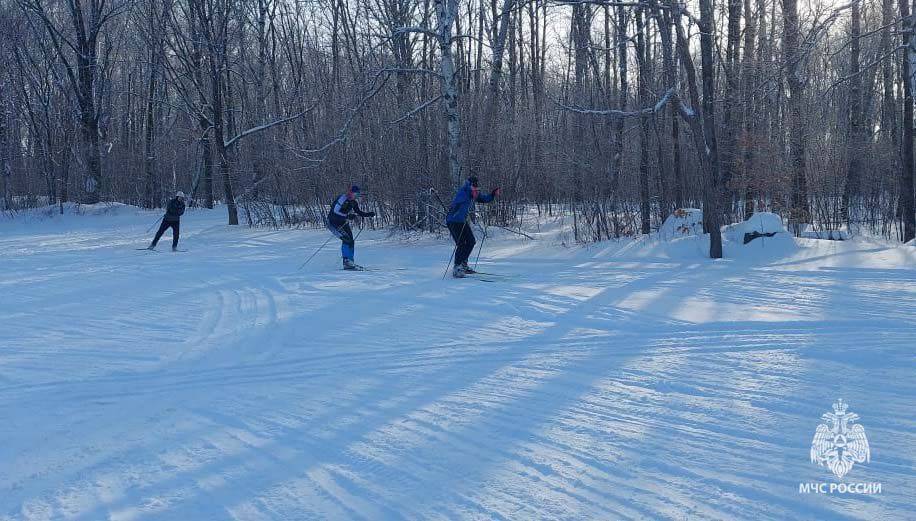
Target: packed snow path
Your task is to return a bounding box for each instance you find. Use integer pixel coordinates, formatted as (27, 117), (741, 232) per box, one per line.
(1, 206), (914, 520)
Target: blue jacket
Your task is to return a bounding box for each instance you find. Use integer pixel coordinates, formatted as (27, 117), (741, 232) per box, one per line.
(446, 180), (494, 223)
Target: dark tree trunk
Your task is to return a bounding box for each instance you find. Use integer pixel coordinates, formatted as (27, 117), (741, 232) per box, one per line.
(843, 0), (863, 226)
(635, 9), (651, 234)
(0, 81), (10, 210)
(721, 0), (742, 209)
(784, 0), (810, 234)
(741, 0), (758, 217)
(611, 4), (628, 238)
(900, 0), (916, 242)
(699, 0), (722, 258)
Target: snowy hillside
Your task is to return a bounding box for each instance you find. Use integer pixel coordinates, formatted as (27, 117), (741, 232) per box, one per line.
(1, 206), (914, 520)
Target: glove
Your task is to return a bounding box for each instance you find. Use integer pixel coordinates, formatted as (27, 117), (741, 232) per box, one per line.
(347, 214), (357, 220)
(365, 211), (376, 218)
(491, 187), (501, 197)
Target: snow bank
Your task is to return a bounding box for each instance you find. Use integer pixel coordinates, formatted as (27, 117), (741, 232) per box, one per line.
(800, 228), (849, 240)
(0, 202), (195, 236)
(0, 202), (147, 224)
(659, 208), (703, 240)
(5, 201), (125, 217)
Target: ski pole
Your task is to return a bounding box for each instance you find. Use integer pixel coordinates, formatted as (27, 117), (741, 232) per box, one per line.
(473, 220), (488, 269)
(299, 220), (347, 270)
(145, 215), (164, 234)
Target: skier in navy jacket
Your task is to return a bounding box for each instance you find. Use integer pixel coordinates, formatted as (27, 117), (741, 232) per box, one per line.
(327, 185), (375, 270)
(147, 191), (186, 251)
(446, 175), (500, 277)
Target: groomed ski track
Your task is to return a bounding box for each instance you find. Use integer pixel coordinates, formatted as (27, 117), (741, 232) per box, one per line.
(1, 205), (914, 520)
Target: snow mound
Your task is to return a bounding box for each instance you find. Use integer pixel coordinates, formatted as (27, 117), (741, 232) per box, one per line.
(659, 208), (703, 240)
(743, 212), (786, 234)
(725, 212), (789, 244)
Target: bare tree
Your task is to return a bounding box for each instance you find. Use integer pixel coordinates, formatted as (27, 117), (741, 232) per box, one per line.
(18, 0), (128, 204)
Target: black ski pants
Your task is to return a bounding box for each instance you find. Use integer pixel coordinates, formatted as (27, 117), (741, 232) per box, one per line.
(152, 219), (180, 248)
(448, 221), (476, 266)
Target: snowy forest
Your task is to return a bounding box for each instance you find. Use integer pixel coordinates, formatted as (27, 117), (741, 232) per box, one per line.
(1, 0), (916, 256)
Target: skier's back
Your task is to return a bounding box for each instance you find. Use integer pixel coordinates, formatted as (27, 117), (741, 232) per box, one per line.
(148, 191), (186, 251)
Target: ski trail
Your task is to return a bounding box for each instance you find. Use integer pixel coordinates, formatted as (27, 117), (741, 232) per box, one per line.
(1, 209), (914, 520)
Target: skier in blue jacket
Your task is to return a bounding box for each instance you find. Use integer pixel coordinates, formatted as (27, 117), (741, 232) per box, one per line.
(446, 175), (500, 277)
(327, 185), (375, 270)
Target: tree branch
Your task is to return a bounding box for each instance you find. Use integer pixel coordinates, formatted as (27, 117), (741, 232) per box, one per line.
(550, 87), (676, 117)
(387, 95), (443, 124)
(224, 104), (316, 149)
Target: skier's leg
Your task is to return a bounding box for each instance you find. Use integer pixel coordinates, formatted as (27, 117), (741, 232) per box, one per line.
(151, 220), (169, 247)
(327, 221), (347, 260)
(341, 224), (355, 260)
(457, 226), (476, 266)
(171, 222), (180, 249)
(464, 230), (476, 266)
(447, 222), (464, 264)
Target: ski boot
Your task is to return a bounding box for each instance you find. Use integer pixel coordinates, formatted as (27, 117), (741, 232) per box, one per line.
(343, 258), (361, 271)
(461, 262), (477, 274)
(452, 265), (467, 278)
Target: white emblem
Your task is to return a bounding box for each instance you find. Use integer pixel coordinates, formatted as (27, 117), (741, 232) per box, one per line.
(810, 399), (870, 479)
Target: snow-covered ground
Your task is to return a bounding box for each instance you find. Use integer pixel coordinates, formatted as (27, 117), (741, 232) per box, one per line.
(1, 205), (914, 520)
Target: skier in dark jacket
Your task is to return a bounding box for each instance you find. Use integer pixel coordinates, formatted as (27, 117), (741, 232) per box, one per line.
(148, 191), (186, 251)
(446, 175), (500, 277)
(327, 185), (375, 270)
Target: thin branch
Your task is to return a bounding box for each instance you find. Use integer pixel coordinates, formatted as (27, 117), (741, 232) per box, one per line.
(821, 44), (906, 98)
(550, 87), (676, 118)
(224, 104), (316, 149)
(388, 95), (444, 124)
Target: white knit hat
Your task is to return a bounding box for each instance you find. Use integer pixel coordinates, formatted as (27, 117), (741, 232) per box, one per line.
(176, 191), (186, 198)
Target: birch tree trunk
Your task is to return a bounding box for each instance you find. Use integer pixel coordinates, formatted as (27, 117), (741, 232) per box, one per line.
(436, 0), (462, 184)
